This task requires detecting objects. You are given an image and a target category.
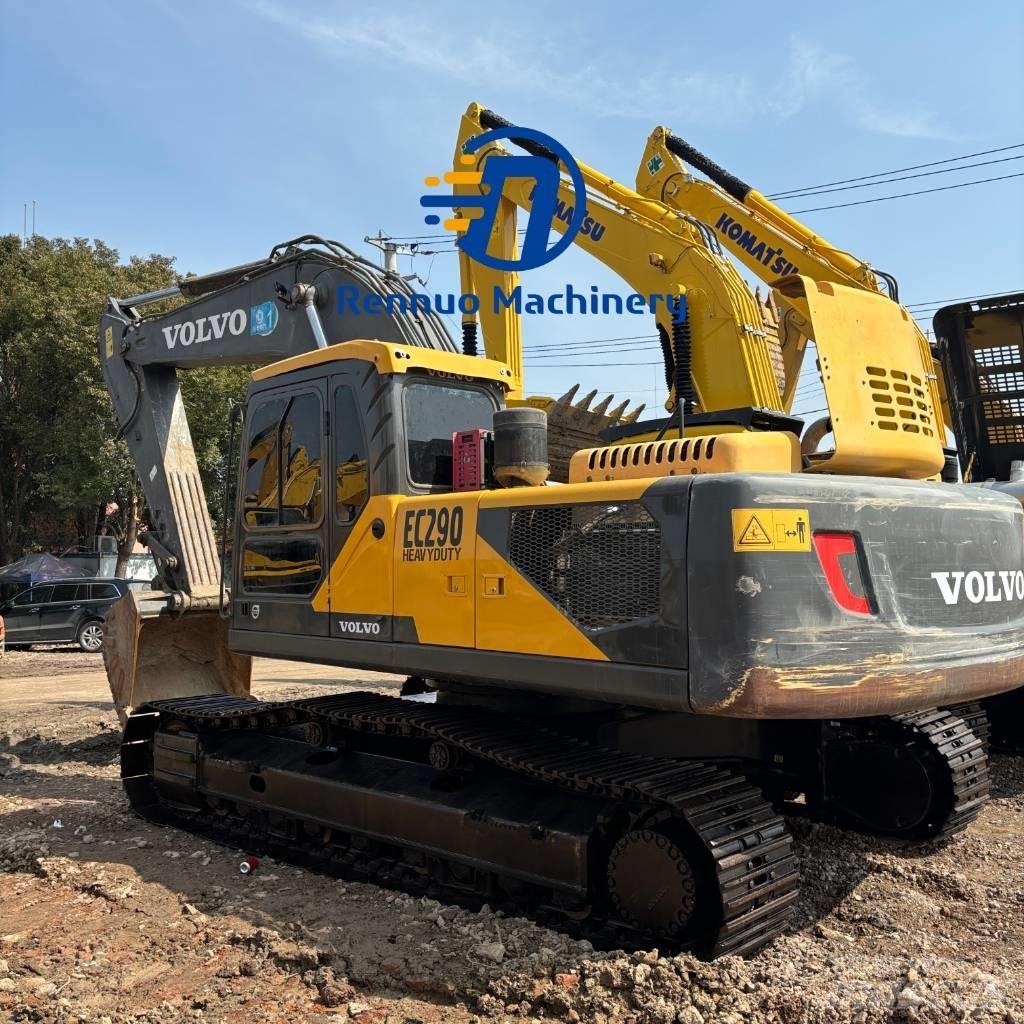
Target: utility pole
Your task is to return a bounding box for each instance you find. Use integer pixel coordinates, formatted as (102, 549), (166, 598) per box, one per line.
(364, 232), (425, 275)
(32, 200), (36, 237)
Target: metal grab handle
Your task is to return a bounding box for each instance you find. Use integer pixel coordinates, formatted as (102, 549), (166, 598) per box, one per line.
(71, 605), (81, 610)
(29, 607), (40, 613)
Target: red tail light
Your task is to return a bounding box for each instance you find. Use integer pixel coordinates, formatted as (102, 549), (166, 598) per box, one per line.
(813, 532), (873, 616)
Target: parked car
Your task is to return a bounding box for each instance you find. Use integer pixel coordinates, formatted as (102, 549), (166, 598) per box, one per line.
(0, 578), (131, 652)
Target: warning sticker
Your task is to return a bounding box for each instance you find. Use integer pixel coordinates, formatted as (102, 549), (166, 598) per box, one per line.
(732, 508), (811, 552)
(104, 326), (114, 359)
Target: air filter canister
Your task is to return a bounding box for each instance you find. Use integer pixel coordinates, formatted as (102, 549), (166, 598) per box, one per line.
(493, 407), (549, 487)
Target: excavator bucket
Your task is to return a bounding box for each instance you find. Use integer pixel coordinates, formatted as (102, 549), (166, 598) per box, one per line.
(528, 386), (646, 481)
(103, 589), (252, 727)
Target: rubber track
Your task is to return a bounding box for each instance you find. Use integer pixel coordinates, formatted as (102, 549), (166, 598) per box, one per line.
(137, 692), (799, 958)
(892, 708), (990, 839)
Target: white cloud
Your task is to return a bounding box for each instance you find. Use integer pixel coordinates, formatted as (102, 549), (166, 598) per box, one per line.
(246, 3), (957, 141)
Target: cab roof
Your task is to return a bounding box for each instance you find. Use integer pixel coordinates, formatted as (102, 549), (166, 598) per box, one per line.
(251, 339), (513, 389)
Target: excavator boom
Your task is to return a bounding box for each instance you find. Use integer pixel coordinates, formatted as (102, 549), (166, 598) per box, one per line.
(635, 128), (950, 456)
(453, 106), (944, 480)
(100, 237), (458, 720)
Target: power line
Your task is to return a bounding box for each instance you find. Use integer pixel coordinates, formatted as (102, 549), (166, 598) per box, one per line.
(767, 143), (1024, 198)
(788, 171), (1024, 214)
(523, 333), (660, 352)
(524, 360), (661, 368)
(768, 154), (1024, 200)
(903, 289), (1024, 309)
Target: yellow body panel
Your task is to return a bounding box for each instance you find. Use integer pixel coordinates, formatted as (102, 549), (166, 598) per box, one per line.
(311, 494), (400, 616)
(568, 431), (800, 483)
(252, 339), (513, 389)
(393, 495), (478, 647)
(774, 278), (944, 477)
(313, 483), (634, 658)
(474, 536), (607, 660)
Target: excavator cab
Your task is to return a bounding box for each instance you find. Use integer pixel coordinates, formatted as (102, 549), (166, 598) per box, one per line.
(228, 342), (506, 650)
(104, 339), (511, 723)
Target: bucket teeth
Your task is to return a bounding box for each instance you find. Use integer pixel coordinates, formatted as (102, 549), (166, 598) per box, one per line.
(543, 383), (646, 481)
(607, 399), (631, 422)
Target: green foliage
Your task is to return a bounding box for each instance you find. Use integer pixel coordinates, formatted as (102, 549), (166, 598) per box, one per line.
(0, 235), (248, 562)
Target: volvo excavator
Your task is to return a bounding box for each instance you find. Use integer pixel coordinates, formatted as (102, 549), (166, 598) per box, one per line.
(99, 116), (1024, 960)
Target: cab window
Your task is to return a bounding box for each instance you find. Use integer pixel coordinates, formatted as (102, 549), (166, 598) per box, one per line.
(335, 385), (368, 523)
(50, 584), (82, 603)
(404, 381), (495, 487)
(13, 586), (52, 606)
(242, 538), (323, 596)
(243, 393), (323, 528)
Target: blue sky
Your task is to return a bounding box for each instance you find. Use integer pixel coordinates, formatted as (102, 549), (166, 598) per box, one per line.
(3, 0), (1022, 419)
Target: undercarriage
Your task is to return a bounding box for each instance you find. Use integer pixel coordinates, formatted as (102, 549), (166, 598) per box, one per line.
(122, 689), (991, 959)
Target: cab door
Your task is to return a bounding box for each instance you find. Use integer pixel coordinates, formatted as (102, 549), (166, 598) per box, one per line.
(325, 373), (396, 641)
(234, 380), (331, 637)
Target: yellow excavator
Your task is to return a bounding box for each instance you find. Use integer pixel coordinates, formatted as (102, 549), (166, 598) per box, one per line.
(454, 106), (948, 483)
(97, 116), (1024, 961)
(633, 126), (953, 470)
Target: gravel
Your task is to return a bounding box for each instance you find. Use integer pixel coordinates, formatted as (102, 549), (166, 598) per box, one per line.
(2, 650), (1022, 1023)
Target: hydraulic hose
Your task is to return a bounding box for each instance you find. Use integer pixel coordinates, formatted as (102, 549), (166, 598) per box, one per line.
(462, 320), (479, 357)
(672, 298), (696, 435)
(663, 134), (752, 203)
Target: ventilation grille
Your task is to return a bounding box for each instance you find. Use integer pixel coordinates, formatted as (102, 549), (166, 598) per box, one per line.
(584, 437), (717, 475)
(974, 343), (1022, 368)
(971, 341), (1024, 446)
(866, 366), (935, 436)
(508, 502), (661, 631)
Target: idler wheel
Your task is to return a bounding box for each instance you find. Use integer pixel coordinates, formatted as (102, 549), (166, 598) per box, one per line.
(606, 828), (698, 937)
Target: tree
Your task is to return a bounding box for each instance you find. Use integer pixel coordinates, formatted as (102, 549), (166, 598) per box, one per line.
(0, 235), (249, 567)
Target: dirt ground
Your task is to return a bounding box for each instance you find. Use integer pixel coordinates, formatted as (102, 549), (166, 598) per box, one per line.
(1, 647), (1023, 1024)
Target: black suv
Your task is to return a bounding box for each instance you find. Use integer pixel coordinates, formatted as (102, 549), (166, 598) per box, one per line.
(1, 578), (131, 652)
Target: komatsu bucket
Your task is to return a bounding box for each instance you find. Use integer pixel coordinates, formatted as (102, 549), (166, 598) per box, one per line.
(103, 588), (251, 726)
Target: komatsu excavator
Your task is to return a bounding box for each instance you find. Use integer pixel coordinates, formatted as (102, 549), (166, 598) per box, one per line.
(100, 127), (1024, 961)
(632, 127), (955, 476)
(456, 108), (955, 482)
